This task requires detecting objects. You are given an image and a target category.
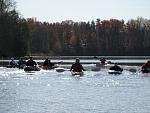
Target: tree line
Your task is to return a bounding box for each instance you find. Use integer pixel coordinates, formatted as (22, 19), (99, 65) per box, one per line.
(0, 0), (29, 57)
(26, 17), (150, 56)
(0, 0), (150, 57)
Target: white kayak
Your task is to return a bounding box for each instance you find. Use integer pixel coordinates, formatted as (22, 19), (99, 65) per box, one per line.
(108, 69), (122, 74)
(71, 71), (84, 76)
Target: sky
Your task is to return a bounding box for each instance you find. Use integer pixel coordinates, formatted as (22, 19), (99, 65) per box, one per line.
(17, 0), (150, 23)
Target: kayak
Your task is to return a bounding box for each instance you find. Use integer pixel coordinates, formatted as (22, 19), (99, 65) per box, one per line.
(108, 69), (122, 74)
(108, 65), (123, 74)
(24, 66), (41, 72)
(141, 68), (150, 73)
(5, 65), (17, 68)
(71, 71), (83, 76)
(5, 64), (26, 69)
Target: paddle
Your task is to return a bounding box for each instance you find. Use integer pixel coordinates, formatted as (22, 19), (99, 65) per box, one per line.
(55, 68), (87, 73)
(56, 66), (101, 73)
(57, 61), (63, 64)
(128, 68), (137, 73)
(55, 68), (70, 73)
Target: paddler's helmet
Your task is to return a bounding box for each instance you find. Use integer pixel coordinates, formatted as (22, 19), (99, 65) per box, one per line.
(75, 58), (80, 63)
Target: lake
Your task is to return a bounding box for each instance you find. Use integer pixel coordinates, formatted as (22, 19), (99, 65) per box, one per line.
(0, 63), (150, 113)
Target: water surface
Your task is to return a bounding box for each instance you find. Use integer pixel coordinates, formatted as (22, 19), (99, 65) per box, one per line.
(0, 66), (150, 113)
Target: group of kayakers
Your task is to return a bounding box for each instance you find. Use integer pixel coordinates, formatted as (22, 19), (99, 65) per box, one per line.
(8, 57), (85, 72)
(8, 57), (60, 70)
(9, 57), (37, 68)
(99, 58), (150, 73)
(7, 57), (150, 73)
(98, 57), (150, 73)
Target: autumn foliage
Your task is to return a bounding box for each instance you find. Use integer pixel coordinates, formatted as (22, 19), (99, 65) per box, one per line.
(26, 18), (150, 56)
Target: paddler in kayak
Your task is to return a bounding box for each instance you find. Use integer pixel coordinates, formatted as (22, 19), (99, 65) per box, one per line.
(141, 60), (150, 73)
(42, 58), (58, 69)
(17, 57), (26, 69)
(8, 57), (18, 68)
(26, 57), (37, 66)
(96, 57), (107, 67)
(70, 58), (85, 72)
(24, 57), (40, 72)
(100, 57), (106, 65)
(93, 56), (106, 65)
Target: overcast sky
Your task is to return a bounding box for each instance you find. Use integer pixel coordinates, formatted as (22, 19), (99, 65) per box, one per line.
(17, 0), (150, 23)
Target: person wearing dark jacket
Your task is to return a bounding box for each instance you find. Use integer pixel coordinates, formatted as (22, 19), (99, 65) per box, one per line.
(26, 57), (37, 66)
(42, 58), (58, 69)
(70, 58), (85, 72)
(18, 58), (26, 68)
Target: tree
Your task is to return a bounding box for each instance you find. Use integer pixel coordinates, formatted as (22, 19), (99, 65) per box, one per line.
(0, 0), (30, 57)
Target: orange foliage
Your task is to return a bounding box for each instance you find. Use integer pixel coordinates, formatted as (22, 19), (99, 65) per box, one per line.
(69, 35), (76, 45)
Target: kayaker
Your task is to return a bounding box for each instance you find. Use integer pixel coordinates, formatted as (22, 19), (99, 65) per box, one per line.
(70, 58), (85, 72)
(141, 60), (150, 72)
(43, 59), (56, 68)
(26, 57), (37, 66)
(142, 60), (150, 69)
(9, 57), (18, 67)
(100, 57), (106, 65)
(18, 58), (26, 68)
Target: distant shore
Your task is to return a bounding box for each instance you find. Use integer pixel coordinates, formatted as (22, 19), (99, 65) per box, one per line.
(0, 56), (150, 60)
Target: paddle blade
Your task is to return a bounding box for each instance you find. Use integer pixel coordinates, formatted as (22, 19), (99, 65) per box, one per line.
(55, 68), (66, 73)
(129, 68), (137, 73)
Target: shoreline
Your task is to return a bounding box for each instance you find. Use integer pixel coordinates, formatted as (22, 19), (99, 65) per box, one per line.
(0, 56), (150, 60)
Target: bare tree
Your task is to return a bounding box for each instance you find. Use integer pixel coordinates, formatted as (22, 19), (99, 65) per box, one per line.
(0, 0), (16, 13)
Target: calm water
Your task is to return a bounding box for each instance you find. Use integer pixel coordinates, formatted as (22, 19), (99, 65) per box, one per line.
(0, 65), (150, 113)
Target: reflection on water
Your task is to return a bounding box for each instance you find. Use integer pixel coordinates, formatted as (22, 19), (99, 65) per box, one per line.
(0, 67), (150, 113)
